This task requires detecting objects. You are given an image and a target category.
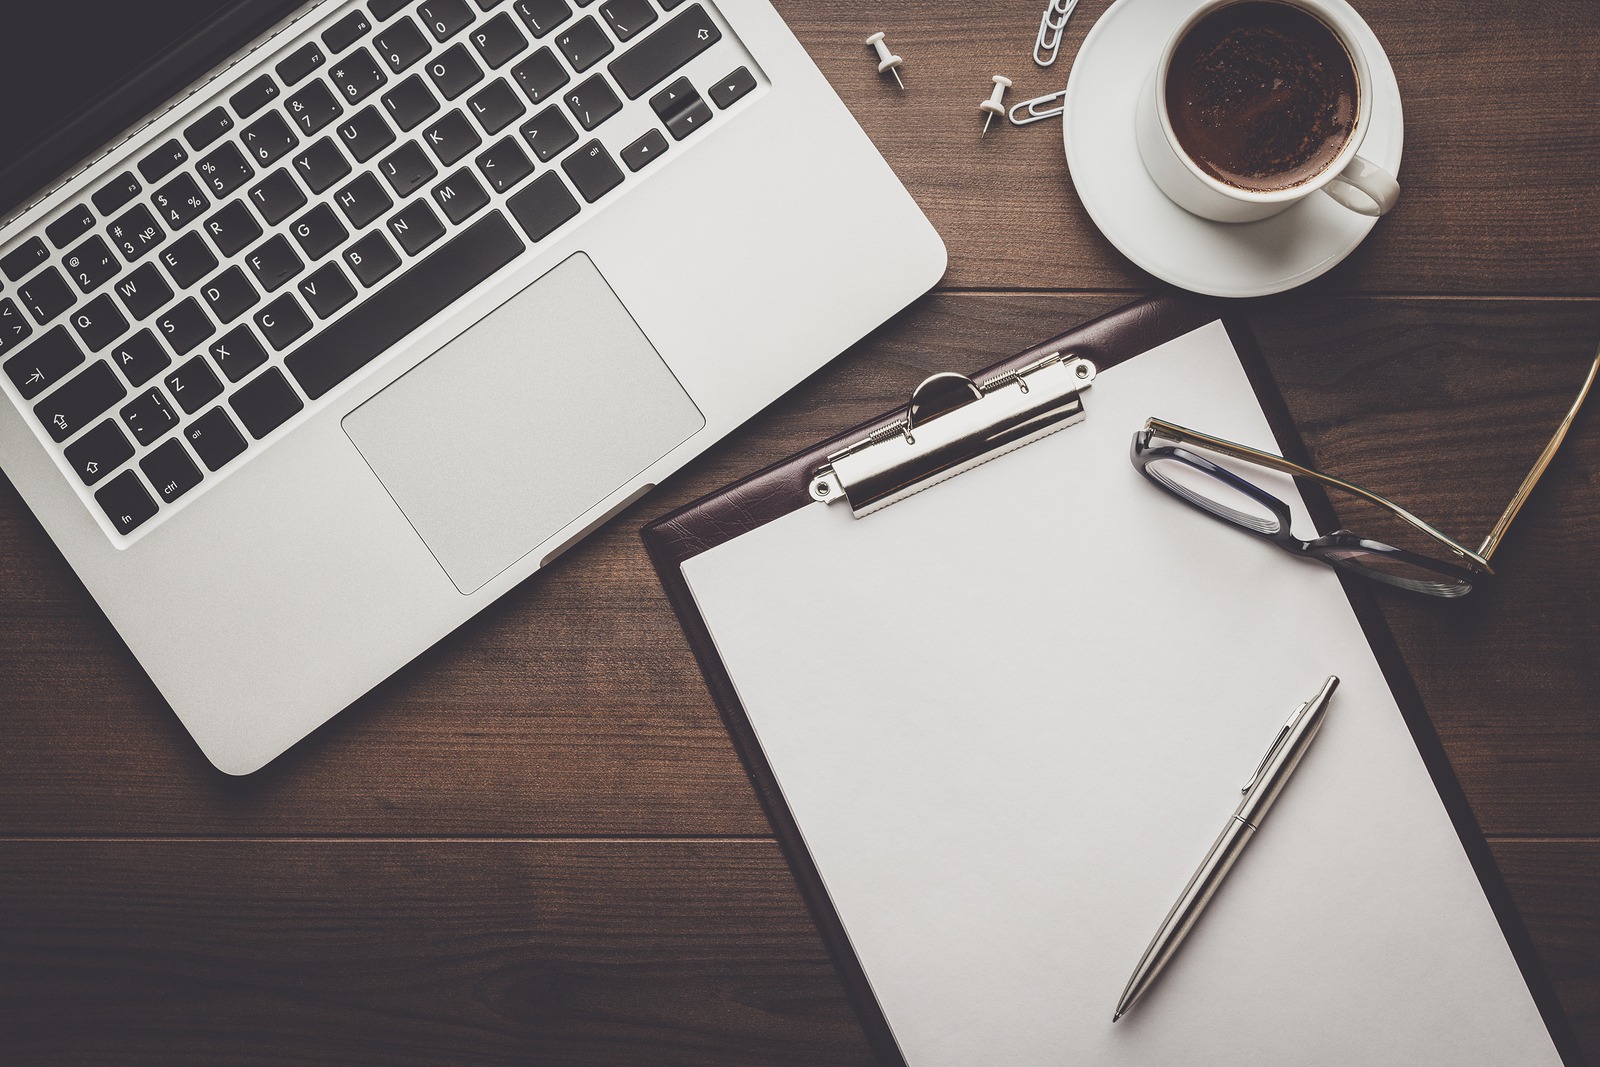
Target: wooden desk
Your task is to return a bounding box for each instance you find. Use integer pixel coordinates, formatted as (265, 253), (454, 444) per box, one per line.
(2, 1), (1596, 1062)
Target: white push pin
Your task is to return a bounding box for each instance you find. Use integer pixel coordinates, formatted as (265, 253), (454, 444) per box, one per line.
(865, 31), (905, 89)
(979, 76), (1012, 135)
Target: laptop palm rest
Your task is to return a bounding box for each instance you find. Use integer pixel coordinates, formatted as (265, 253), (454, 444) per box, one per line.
(343, 253), (704, 594)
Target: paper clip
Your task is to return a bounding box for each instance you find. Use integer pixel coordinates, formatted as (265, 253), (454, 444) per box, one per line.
(1034, 0), (1080, 68)
(1008, 89), (1067, 126)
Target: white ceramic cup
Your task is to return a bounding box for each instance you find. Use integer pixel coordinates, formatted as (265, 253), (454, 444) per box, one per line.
(1135, 0), (1400, 223)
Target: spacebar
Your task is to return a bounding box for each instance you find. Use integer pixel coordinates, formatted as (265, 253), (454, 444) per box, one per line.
(285, 211), (525, 400)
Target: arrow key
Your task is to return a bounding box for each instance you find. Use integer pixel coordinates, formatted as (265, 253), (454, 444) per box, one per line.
(621, 128), (667, 172)
(64, 419), (134, 486)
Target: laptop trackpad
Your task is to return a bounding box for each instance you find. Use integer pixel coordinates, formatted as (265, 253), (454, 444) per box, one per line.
(343, 253), (704, 594)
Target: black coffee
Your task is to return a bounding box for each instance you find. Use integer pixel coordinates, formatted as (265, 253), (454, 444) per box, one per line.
(1165, 1), (1357, 192)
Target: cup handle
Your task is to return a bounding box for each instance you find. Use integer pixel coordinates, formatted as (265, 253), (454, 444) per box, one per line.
(1324, 155), (1400, 217)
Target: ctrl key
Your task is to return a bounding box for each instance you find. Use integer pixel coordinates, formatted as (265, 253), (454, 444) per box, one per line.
(95, 469), (159, 535)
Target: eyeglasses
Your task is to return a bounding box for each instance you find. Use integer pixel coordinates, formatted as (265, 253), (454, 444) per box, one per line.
(1130, 346), (1598, 597)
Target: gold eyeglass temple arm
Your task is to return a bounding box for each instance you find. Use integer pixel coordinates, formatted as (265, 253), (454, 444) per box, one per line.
(1478, 344), (1600, 561)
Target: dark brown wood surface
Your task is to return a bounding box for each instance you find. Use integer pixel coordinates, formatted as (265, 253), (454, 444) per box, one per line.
(2, 1), (1597, 1063)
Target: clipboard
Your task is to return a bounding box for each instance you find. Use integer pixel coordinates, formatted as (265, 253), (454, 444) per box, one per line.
(642, 294), (1583, 1065)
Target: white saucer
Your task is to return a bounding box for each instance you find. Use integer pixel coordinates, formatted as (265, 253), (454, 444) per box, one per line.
(1062, 0), (1403, 297)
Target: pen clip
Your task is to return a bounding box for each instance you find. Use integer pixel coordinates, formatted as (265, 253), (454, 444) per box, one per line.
(1243, 704), (1306, 793)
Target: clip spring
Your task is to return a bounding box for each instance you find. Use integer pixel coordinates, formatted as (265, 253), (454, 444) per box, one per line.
(1034, 0), (1081, 68)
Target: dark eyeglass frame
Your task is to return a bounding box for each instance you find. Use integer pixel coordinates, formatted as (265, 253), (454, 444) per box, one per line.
(1129, 346), (1598, 598)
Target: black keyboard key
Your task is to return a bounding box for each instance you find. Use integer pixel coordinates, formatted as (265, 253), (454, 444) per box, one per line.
(419, 0), (475, 41)
(370, 0), (411, 18)
(115, 266), (174, 322)
(337, 105), (398, 162)
(660, 0), (687, 8)
(467, 78), (525, 133)
(298, 261), (357, 319)
(518, 104), (576, 162)
(388, 198), (446, 254)
(140, 438), (204, 503)
(422, 109), (483, 164)
(0, 298), (31, 358)
(555, 16), (613, 72)
(609, 5), (720, 99)
(566, 73), (622, 130)
(428, 43), (486, 100)
(185, 106), (235, 149)
(476, 0), (509, 10)
(107, 204), (168, 264)
(276, 41), (327, 85)
(433, 168), (490, 223)
(291, 137), (353, 194)
(286, 79), (344, 135)
(199, 265), (260, 323)
(159, 232), (219, 289)
(197, 142), (254, 198)
(254, 293), (313, 350)
(91, 172), (142, 215)
(323, 9), (373, 54)
(164, 356), (224, 414)
(290, 203), (349, 260)
(111, 329), (171, 386)
(507, 171), (579, 241)
(343, 230), (402, 286)
(600, 0), (655, 42)
(38, 361), (126, 441)
(331, 47), (389, 104)
(64, 419), (134, 485)
(138, 139), (190, 183)
(240, 111), (299, 167)
(231, 367), (304, 438)
(511, 47), (569, 104)
(472, 12), (529, 67)
(2, 237), (49, 282)
(514, 0), (571, 37)
(120, 383), (180, 447)
(380, 141), (439, 196)
(4, 326), (81, 399)
(156, 297), (215, 355)
(476, 136), (534, 192)
(230, 73), (282, 118)
(95, 470), (158, 535)
(286, 211), (524, 398)
(46, 204), (97, 249)
(374, 16), (430, 73)
(709, 65), (756, 109)
(208, 324), (269, 382)
(151, 173), (211, 229)
(562, 139), (623, 202)
(248, 168), (308, 225)
(201, 200), (264, 258)
(382, 74), (441, 130)
(63, 235), (121, 294)
(70, 294), (129, 352)
(245, 235), (305, 292)
(19, 267), (76, 324)
(119, 385), (179, 445)
(186, 406), (248, 470)
(334, 172), (394, 228)
(663, 93), (711, 140)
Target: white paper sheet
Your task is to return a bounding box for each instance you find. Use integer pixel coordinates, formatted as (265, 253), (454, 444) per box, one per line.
(680, 322), (1560, 1066)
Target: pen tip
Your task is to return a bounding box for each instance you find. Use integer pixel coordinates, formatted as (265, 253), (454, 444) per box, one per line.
(1112, 1011), (1123, 1023)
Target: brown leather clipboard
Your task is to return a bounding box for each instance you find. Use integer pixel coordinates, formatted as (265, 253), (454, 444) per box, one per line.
(641, 293), (1583, 1066)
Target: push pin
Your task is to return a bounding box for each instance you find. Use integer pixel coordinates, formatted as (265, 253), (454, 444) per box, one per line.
(865, 31), (905, 89)
(979, 76), (1012, 135)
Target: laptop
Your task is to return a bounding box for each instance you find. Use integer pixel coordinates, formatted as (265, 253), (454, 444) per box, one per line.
(0, 0), (945, 773)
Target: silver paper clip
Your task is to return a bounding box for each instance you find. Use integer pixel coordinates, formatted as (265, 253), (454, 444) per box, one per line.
(1009, 89), (1068, 126)
(809, 352), (1097, 517)
(1034, 0), (1081, 68)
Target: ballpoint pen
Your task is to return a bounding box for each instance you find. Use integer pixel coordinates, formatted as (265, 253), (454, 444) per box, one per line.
(1112, 675), (1340, 1022)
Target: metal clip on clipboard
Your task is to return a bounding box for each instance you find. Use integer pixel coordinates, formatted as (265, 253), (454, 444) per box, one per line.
(809, 352), (1097, 517)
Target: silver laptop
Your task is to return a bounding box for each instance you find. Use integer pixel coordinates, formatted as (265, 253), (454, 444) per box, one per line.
(0, 0), (945, 773)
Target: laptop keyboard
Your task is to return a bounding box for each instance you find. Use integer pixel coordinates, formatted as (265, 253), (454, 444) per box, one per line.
(0, 0), (759, 542)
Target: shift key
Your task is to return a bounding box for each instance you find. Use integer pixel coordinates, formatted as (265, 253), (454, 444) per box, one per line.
(608, 5), (721, 99)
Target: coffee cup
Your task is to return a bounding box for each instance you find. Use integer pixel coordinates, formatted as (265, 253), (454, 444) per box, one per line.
(1135, 0), (1400, 223)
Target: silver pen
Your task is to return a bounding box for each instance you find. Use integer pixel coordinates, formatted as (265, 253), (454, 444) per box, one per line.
(1112, 675), (1340, 1023)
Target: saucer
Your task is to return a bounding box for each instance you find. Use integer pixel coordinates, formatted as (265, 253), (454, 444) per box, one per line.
(1062, 0), (1403, 297)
